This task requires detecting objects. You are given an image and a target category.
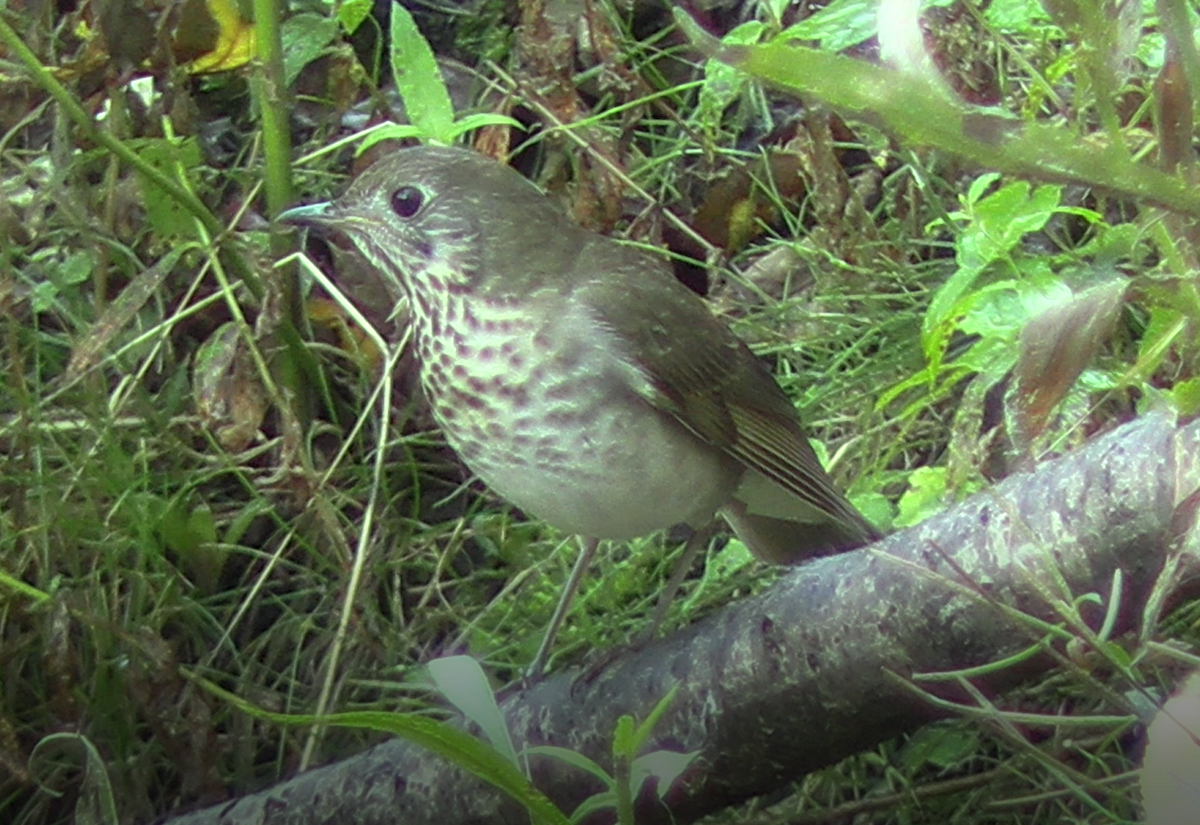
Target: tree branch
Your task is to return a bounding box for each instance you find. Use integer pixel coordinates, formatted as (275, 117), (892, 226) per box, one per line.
(163, 412), (1200, 825)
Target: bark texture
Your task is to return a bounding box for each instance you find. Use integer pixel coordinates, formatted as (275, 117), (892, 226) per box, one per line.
(162, 412), (1200, 825)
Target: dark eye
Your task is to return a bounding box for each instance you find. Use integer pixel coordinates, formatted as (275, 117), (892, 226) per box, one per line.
(390, 186), (424, 219)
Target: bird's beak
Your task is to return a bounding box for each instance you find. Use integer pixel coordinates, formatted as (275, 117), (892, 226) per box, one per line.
(277, 202), (337, 227)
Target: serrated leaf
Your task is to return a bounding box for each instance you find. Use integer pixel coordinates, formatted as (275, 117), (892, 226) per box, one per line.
(133, 137), (205, 240)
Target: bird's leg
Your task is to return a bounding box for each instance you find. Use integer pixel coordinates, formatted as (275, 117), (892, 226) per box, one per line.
(635, 521), (716, 647)
(567, 524), (718, 693)
(526, 536), (601, 680)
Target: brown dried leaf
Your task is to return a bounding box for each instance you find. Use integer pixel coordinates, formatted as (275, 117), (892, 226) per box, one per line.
(1155, 54), (1195, 175)
(192, 322), (268, 452)
(1010, 277), (1126, 453)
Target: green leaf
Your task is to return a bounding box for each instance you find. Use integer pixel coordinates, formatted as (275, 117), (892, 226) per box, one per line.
(337, 0), (373, 34)
(524, 745), (613, 787)
(59, 250), (93, 286)
(781, 0), (958, 53)
(694, 21), (764, 135)
(1137, 306), (1187, 379)
(191, 675), (572, 825)
(30, 734), (119, 825)
(629, 685), (679, 757)
(356, 122), (426, 155)
(1097, 638), (1134, 669)
(965, 171), (1002, 205)
(389, 2), (454, 144)
(612, 715), (636, 760)
(281, 13), (339, 88)
(30, 281), (57, 314)
(447, 112), (525, 140)
(133, 137), (204, 240)
(568, 791), (618, 823)
(895, 466), (947, 528)
(963, 181), (1062, 265)
(778, 0), (884, 52)
(955, 273), (1065, 345)
(922, 180), (1063, 365)
(1170, 377), (1200, 416)
(427, 656), (519, 771)
(0, 566), (51, 604)
(898, 723), (980, 771)
(160, 500), (225, 593)
(850, 491), (893, 533)
(986, 0), (1055, 34)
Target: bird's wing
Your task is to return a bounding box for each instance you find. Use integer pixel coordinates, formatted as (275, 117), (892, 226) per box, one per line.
(571, 240), (876, 541)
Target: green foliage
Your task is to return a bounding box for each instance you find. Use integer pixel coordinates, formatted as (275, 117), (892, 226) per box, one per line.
(888, 175), (1082, 418)
(526, 687), (697, 825)
(354, 2), (520, 151)
(194, 676), (571, 825)
(28, 735), (118, 825)
(985, 0), (1055, 35)
(27, 248), (94, 315)
(895, 466), (948, 528)
(896, 722), (982, 772)
(693, 22), (766, 140)
(388, 2), (455, 143)
(336, 0), (374, 35)
(2, 0), (1198, 823)
(779, 0), (955, 53)
(427, 656), (520, 772)
(281, 13), (340, 87)
(134, 137), (207, 241)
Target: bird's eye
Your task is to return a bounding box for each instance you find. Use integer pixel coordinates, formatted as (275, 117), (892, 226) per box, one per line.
(390, 186), (424, 219)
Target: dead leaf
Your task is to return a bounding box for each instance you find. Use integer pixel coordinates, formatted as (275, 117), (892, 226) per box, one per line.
(1010, 277), (1126, 454)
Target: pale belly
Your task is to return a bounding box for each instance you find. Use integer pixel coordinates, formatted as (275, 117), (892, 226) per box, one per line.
(461, 389), (737, 539)
(417, 301), (738, 540)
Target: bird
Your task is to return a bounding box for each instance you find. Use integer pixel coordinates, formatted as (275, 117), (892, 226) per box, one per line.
(280, 144), (880, 676)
